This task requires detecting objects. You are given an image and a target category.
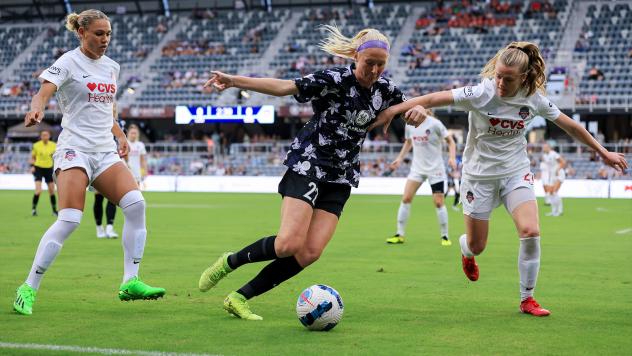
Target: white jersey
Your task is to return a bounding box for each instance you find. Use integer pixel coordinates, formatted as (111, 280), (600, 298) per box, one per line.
(451, 78), (561, 180)
(405, 116), (449, 176)
(39, 47), (120, 153)
(127, 140), (146, 179)
(542, 150), (560, 175)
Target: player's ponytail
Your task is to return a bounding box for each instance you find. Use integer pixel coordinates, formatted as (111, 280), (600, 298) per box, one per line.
(480, 41), (546, 96)
(319, 24), (390, 59)
(65, 9), (109, 35)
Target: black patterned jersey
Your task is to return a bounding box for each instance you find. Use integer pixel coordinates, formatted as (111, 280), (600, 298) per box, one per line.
(285, 64), (405, 187)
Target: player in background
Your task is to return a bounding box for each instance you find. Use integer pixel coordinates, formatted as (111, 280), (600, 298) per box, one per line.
(30, 130), (58, 216)
(386, 110), (456, 245)
(13, 10), (164, 316)
(94, 192), (118, 238)
(548, 153), (566, 216)
(541, 143), (563, 207)
(198, 25), (408, 320)
(445, 153), (463, 211)
(373, 41), (628, 316)
(125, 124), (147, 189)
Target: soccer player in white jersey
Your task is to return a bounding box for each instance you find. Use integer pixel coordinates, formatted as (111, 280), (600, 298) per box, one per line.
(541, 143), (563, 206)
(541, 143), (565, 216)
(125, 124), (147, 188)
(13, 10), (165, 316)
(386, 111), (456, 245)
(373, 41), (628, 316)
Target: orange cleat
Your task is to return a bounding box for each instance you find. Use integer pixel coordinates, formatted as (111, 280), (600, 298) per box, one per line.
(461, 255), (479, 281)
(520, 297), (551, 317)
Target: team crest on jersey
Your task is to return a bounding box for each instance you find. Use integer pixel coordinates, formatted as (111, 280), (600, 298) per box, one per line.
(466, 191), (474, 203)
(64, 150), (76, 161)
(425, 129), (431, 136)
(519, 106), (530, 120)
(355, 110), (372, 126)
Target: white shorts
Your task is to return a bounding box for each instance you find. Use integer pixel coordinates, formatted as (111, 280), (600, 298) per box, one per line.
(53, 149), (122, 185)
(554, 169), (566, 183)
(460, 171), (536, 220)
(407, 170), (446, 185)
(540, 171), (551, 186)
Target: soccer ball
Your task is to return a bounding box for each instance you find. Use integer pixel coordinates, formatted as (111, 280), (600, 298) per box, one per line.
(296, 284), (344, 331)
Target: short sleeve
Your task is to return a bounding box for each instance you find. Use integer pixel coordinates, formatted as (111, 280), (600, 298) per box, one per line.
(451, 81), (487, 112)
(293, 70), (337, 103)
(536, 95), (562, 121)
(437, 121), (449, 139)
(404, 125), (412, 140)
(39, 56), (71, 89)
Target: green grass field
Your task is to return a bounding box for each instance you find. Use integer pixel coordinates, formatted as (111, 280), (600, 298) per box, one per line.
(1, 190), (631, 355)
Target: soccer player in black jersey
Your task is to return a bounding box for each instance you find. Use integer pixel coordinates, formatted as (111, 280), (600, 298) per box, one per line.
(198, 25), (415, 320)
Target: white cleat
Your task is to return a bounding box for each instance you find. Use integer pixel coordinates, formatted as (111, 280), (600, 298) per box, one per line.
(106, 224), (119, 238)
(96, 225), (107, 238)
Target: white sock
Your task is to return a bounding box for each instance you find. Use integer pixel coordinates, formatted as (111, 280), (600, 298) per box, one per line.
(436, 206), (449, 237)
(557, 194), (563, 214)
(397, 202), (411, 236)
(544, 195), (550, 204)
(459, 234), (475, 257)
(26, 209), (82, 290)
(120, 190), (147, 283)
(519, 236), (541, 301)
(552, 194), (560, 215)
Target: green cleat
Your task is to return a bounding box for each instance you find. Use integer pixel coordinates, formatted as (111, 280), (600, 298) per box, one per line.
(14, 283), (36, 315)
(386, 234), (405, 244)
(223, 292), (263, 321)
(199, 252), (233, 292)
(118, 277), (165, 301)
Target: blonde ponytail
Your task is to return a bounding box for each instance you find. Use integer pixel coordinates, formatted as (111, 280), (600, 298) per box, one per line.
(319, 24), (390, 59)
(64, 9), (109, 35)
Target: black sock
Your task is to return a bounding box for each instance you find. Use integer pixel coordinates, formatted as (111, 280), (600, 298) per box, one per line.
(50, 195), (57, 211)
(106, 201), (116, 225)
(94, 194), (104, 225)
(454, 192), (460, 206)
(32, 194), (40, 209)
(237, 256), (303, 299)
(227, 235), (277, 270)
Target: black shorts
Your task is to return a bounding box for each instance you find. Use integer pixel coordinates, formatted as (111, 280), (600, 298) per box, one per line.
(278, 170), (351, 218)
(33, 167), (54, 183)
(430, 181), (446, 194)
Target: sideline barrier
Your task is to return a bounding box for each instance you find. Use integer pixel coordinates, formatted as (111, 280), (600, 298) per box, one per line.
(1, 174), (631, 199)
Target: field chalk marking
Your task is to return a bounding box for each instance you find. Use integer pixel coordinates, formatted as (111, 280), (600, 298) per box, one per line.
(0, 342), (220, 356)
(615, 228), (632, 235)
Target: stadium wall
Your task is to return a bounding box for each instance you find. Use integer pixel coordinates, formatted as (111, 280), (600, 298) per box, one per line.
(1, 174), (631, 199)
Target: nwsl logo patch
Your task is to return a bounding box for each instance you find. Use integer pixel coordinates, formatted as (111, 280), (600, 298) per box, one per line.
(64, 150), (76, 161)
(519, 106), (530, 120)
(466, 191), (474, 203)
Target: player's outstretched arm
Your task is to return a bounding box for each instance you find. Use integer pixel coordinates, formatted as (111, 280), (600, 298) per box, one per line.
(204, 71), (298, 97)
(371, 90), (455, 133)
(445, 135), (457, 170)
(24, 81), (56, 127)
(554, 113), (628, 172)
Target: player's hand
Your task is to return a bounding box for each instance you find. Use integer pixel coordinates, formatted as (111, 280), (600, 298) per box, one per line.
(602, 151), (628, 172)
(117, 136), (130, 158)
(30, 166), (35, 174)
(404, 105), (428, 127)
(448, 157), (457, 170)
(24, 110), (44, 127)
(368, 107), (396, 134)
(389, 157), (403, 171)
(203, 71), (235, 92)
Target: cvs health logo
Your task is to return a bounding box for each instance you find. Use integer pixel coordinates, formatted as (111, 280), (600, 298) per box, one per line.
(489, 118), (525, 129)
(86, 82), (116, 93)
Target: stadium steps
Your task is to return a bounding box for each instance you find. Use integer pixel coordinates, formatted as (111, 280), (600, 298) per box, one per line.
(118, 15), (186, 109)
(387, 5), (425, 85)
(0, 23), (55, 87)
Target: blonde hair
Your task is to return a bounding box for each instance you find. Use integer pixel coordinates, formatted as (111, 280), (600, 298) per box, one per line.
(65, 9), (109, 33)
(319, 24), (390, 59)
(480, 41), (546, 96)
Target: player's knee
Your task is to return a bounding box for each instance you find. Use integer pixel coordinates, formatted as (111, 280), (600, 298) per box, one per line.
(402, 196), (413, 204)
(433, 200), (443, 208)
(296, 247), (322, 267)
(469, 242), (486, 255)
(57, 208), (83, 236)
(519, 226), (540, 238)
(274, 236), (303, 257)
(120, 190), (145, 215)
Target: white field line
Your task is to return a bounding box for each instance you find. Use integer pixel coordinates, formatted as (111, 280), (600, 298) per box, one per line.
(147, 203), (219, 209)
(0, 342), (221, 356)
(615, 228), (632, 235)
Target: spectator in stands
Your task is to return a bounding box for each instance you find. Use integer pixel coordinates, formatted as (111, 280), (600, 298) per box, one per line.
(587, 66), (605, 81)
(155, 22), (167, 34)
(374, 41), (628, 317)
(198, 25), (406, 321)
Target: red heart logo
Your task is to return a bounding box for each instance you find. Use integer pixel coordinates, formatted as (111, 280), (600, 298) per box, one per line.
(489, 118), (500, 126)
(87, 83), (97, 92)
